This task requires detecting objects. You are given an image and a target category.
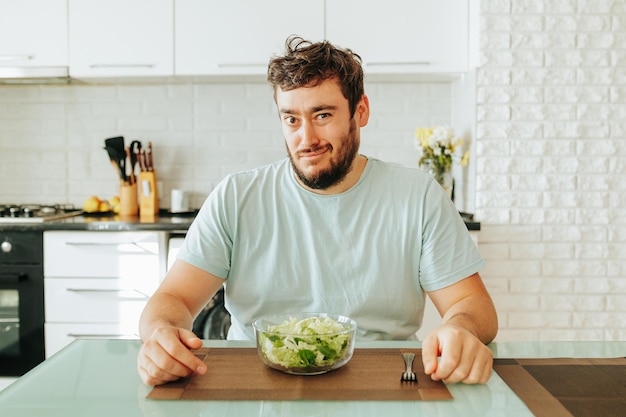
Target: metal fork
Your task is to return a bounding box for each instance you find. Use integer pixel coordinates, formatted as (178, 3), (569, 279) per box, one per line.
(400, 352), (417, 382)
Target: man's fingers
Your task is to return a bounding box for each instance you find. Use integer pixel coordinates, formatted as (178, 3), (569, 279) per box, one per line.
(420, 325), (493, 384)
(158, 329), (207, 375)
(138, 356), (185, 386)
(137, 327), (208, 386)
(420, 333), (441, 376)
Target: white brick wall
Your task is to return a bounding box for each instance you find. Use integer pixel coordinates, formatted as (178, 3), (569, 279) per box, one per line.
(478, 0), (626, 341)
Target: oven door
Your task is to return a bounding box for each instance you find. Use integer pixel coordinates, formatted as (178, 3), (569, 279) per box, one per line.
(0, 265), (45, 376)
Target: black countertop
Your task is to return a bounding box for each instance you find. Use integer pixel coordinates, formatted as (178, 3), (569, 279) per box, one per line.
(0, 210), (480, 233)
(0, 210), (197, 233)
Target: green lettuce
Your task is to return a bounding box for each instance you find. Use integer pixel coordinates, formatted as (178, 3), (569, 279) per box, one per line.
(258, 316), (351, 369)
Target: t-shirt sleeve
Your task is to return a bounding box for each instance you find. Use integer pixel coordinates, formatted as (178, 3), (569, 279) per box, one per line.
(177, 177), (234, 279)
(418, 179), (486, 292)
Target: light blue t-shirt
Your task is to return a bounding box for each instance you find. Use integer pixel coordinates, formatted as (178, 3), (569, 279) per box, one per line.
(178, 157), (485, 340)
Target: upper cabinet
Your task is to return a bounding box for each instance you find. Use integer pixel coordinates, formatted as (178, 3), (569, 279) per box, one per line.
(4, 0), (473, 80)
(68, 0), (174, 77)
(326, 0), (470, 74)
(175, 0), (325, 76)
(176, 0), (471, 77)
(0, 0), (68, 67)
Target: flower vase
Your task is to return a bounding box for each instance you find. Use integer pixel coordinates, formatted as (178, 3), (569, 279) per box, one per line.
(420, 161), (453, 199)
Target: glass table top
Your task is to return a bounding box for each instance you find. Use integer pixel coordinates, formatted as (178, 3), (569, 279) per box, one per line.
(0, 339), (624, 417)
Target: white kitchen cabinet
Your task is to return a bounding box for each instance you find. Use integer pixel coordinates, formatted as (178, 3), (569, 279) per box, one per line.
(43, 231), (166, 357)
(175, 0), (325, 76)
(326, 0), (470, 74)
(0, 0), (67, 67)
(68, 0), (174, 77)
(45, 323), (140, 359)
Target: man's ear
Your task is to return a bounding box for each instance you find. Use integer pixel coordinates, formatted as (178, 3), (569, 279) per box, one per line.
(356, 94), (370, 127)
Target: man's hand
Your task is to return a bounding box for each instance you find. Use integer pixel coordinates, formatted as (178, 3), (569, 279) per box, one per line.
(137, 325), (208, 386)
(421, 324), (493, 384)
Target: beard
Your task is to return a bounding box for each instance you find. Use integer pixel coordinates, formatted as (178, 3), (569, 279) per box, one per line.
(288, 119), (360, 190)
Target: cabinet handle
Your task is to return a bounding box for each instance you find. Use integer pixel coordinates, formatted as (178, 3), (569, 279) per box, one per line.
(89, 64), (156, 68)
(0, 55), (34, 61)
(67, 333), (137, 339)
(217, 62), (266, 68)
(65, 242), (122, 246)
(64, 241), (158, 255)
(0, 273), (26, 283)
(366, 61), (431, 66)
(66, 288), (149, 299)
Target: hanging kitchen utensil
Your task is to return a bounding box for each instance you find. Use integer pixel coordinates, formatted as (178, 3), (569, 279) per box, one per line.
(104, 136), (127, 183)
(125, 146), (134, 185)
(103, 145), (126, 183)
(146, 141), (154, 171)
(138, 148), (147, 172)
(139, 141), (158, 216)
(130, 140), (142, 175)
(104, 136), (124, 152)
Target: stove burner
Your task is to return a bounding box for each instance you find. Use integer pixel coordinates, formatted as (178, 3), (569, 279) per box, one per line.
(8, 207), (21, 218)
(22, 207), (35, 217)
(0, 204), (82, 223)
(39, 206), (57, 215)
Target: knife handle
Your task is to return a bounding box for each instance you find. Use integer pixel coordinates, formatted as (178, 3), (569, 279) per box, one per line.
(139, 171), (158, 216)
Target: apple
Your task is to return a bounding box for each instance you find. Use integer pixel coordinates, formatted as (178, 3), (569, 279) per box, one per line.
(82, 196), (101, 213)
(109, 196), (121, 214)
(99, 201), (111, 212)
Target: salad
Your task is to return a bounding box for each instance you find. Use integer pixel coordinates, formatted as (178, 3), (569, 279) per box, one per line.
(257, 316), (352, 370)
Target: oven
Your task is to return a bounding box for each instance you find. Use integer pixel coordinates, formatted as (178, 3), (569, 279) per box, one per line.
(167, 234), (230, 340)
(0, 231), (45, 376)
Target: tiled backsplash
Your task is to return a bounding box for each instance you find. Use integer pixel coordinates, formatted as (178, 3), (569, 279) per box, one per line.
(0, 81), (455, 210)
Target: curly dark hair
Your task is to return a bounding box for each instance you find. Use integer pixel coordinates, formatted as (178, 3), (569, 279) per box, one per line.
(267, 35), (364, 117)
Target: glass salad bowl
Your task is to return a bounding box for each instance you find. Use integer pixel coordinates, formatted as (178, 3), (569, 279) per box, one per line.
(252, 313), (357, 375)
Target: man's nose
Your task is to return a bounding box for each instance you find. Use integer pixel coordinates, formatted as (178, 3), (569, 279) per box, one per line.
(299, 121), (319, 147)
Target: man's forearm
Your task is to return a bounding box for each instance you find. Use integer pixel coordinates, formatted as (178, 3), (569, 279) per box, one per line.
(139, 292), (196, 341)
(441, 293), (498, 344)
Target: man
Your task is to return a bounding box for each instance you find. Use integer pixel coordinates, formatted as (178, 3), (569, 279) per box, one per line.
(138, 36), (498, 386)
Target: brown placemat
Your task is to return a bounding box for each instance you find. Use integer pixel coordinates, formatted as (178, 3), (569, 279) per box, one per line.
(494, 357), (626, 417)
(148, 347), (452, 401)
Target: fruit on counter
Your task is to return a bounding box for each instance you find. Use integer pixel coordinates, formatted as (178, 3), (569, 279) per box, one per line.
(82, 196), (119, 213)
(109, 196), (121, 214)
(99, 200), (111, 212)
(82, 196), (101, 213)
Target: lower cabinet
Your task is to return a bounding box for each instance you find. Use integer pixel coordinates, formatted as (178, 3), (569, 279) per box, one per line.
(43, 231), (167, 357)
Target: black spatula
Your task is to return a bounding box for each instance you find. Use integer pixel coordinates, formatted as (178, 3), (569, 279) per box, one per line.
(104, 136), (126, 183)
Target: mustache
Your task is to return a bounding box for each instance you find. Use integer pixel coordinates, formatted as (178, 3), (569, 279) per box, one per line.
(296, 144), (331, 156)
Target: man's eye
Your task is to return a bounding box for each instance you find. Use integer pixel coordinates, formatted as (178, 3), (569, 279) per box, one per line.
(284, 116), (297, 124)
(317, 113), (330, 120)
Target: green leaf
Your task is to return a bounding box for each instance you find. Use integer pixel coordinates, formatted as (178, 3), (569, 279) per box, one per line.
(298, 349), (316, 365)
(318, 344), (337, 359)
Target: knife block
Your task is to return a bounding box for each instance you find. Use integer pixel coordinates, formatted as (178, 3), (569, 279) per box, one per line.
(119, 183), (138, 216)
(139, 171), (159, 216)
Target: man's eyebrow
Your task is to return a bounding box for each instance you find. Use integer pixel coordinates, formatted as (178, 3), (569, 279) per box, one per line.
(279, 104), (338, 115)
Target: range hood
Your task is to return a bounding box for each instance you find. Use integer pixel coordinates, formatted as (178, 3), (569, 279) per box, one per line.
(0, 66), (70, 84)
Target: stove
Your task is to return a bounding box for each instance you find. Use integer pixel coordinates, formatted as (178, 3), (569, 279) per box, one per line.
(0, 204), (83, 223)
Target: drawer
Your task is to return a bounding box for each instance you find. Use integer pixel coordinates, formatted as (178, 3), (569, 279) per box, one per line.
(44, 278), (150, 323)
(45, 323), (139, 358)
(44, 231), (162, 278)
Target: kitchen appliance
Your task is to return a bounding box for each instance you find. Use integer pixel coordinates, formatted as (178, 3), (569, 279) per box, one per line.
(0, 231), (45, 376)
(0, 204), (82, 224)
